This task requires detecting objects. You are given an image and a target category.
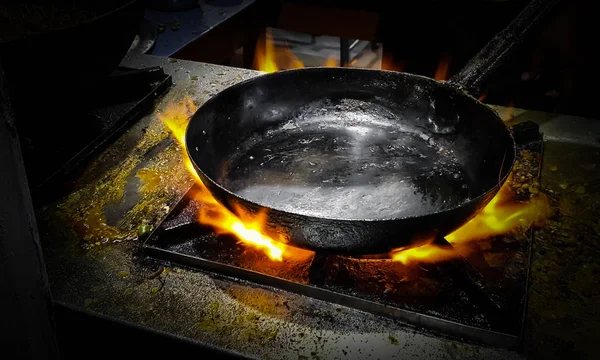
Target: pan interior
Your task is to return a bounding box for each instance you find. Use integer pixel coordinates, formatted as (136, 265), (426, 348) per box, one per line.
(188, 68), (514, 221)
(223, 99), (473, 220)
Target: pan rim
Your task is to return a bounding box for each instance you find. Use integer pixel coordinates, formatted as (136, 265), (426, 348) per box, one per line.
(185, 66), (516, 223)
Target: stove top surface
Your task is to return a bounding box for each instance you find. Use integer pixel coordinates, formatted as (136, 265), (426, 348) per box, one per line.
(140, 122), (542, 350)
(143, 190), (532, 349)
(36, 53), (600, 360)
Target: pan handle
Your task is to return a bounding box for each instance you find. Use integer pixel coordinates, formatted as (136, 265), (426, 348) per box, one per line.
(448, 0), (562, 98)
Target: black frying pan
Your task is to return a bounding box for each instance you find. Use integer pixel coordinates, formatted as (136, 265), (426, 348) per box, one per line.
(185, 0), (559, 255)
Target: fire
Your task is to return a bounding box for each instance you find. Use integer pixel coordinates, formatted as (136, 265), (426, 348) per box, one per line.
(254, 28), (304, 73)
(434, 55), (451, 81)
(157, 96), (287, 261)
(323, 56), (338, 67)
(391, 175), (552, 265)
(445, 182), (551, 244)
(158, 97), (197, 145)
(381, 52), (405, 72)
(390, 231), (459, 265)
(194, 192), (286, 261)
(253, 32), (453, 81)
(253, 28), (279, 73)
(498, 99), (516, 120)
(253, 29), (343, 72)
(390, 242), (458, 265)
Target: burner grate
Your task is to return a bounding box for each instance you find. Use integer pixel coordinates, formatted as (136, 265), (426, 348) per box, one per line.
(143, 121), (543, 350)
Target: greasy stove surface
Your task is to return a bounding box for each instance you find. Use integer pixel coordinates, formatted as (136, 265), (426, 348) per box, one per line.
(143, 131), (542, 350)
(37, 54), (600, 360)
(144, 184), (532, 349)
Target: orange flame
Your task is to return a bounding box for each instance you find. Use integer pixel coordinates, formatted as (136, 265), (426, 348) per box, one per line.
(445, 183), (551, 244)
(157, 96), (287, 261)
(390, 231), (460, 265)
(158, 97), (197, 145)
(254, 30), (348, 72)
(323, 56), (338, 67)
(391, 174), (552, 265)
(254, 29), (304, 73)
(434, 55), (451, 81)
(194, 191), (286, 261)
(381, 52), (405, 72)
(498, 99), (516, 120)
(390, 242), (459, 265)
(253, 28), (278, 73)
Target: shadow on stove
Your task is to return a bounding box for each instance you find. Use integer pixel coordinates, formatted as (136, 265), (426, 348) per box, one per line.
(20, 66), (172, 204)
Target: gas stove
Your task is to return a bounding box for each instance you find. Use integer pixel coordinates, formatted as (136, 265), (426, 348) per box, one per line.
(31, 54), (599, 360)
(141, 121), (543, 350)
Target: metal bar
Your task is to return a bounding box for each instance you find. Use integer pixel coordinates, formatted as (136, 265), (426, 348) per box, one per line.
(518, 130), (544, 350)
(348, 39), (360, 51)
(143, 245), (520, 350)
(450, 0), (562, 97)
(308, 253), (328, 286)
(340, 38), (350, 67)
(0, 59), (60, 359)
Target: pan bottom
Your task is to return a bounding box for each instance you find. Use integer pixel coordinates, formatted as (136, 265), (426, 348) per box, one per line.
(220, 103), (475, 221)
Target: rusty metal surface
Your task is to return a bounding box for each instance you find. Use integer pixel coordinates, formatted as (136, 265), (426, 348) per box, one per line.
(37, 53), (599, 359)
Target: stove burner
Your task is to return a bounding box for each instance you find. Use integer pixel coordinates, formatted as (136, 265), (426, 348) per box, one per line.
(143, 121), (543, 350)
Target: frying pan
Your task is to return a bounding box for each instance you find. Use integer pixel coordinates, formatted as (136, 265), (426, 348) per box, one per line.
(186, 0), (559, 255)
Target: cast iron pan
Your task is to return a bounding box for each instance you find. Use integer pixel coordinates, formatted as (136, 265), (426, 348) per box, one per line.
(185, 0), (559, 255)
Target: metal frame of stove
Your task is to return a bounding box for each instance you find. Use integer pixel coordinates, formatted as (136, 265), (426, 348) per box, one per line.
(142, 121), (544, 351)
(144, 239), (532, 349)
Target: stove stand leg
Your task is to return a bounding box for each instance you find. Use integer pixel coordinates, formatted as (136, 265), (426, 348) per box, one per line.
(340, 38), (350, 67)
(0, 61), (60, 359)
(308, 253), (328, 286)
